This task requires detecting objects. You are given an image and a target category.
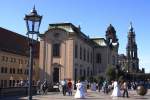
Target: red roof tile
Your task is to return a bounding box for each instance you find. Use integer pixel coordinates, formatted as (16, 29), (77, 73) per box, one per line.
(0, 27), (39, 58)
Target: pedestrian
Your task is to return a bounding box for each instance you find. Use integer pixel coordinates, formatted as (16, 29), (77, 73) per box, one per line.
(67, 79), (72, 96)
(74, 80), (86, 99)
(103, 80), (108, 94)
(36, 80), (41, 94)
(61, 79), (67, 96)
(91, 81), (97, 91)
(111, 80), (121, 97)
(122, 81), (129, 98)
(42, 80), (48, 95)
(98, 80), (102, 92)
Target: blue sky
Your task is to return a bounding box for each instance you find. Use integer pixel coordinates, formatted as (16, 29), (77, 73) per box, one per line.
(0, 0), (150, 73)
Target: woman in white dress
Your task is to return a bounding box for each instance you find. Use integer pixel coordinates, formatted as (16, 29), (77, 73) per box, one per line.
(111, 81), (121, 97)
(91, 82), (97, 91)
(74, 80), (85, 99)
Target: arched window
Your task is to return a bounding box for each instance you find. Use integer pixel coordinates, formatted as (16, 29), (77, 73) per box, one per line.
(53, 43), (60, 57)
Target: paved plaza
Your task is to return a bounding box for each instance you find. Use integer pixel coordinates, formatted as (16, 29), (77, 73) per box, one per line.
(1, 89), (150, 100)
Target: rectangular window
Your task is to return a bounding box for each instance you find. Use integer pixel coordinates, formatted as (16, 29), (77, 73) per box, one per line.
(13, 68), (15, 74)
(1, 67), (4, 73)
(9, 80), (12, 87)
(96, 53), (101, 63)
(87, 50), (89, 62)
(91, 70), (93, 76)
(17, 69), (20, 74)
(24, 69), (27, 75)
(21, 59), (23, 64)
(13, 80), (15, 87)
(18, 59), (21, 64)
(1, 80), (4, 88)
(10, 68), (12, 74)
(87, 67), (89, 77)
(80, 69), (82, 76)
(75, 44), (78, 58)
(4, 68), (7, 73)
(27, 69), (29, 75)
(53, 43), (60, 57)
(83, 69), (86, 77)
(6, 57), (8, 62)
(91, 52), (93, 63)
(4, 80), (7, 88)
(14, 58), (16, 63)
(20, 69), (23, 74)
(80, 47), (82, 60)
(1, 56), (5, 61)
(10, 58), (13, 62)
(83, 48), (86, 61)
(75, 68), (78, 79)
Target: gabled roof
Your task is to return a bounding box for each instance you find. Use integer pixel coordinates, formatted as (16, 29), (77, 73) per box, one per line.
(49, 22), (83, 34)
(48, 23), (96, 45)
(91, 38), (107, 46)
(0, 27), (39, 58)
(47, 23), (109, 47)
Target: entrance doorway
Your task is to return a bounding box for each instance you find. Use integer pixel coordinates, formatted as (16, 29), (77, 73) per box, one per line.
(53, 68), (59, 83)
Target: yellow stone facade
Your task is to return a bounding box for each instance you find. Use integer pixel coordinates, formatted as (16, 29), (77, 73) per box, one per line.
(39, 23), (118, 84)
(0, 27), (39, 88)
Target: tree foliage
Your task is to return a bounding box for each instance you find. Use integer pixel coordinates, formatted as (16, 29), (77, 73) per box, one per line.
(105, 66), (116, 81)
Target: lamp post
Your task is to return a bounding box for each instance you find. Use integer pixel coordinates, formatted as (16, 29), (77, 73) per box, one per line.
(24, 6), (42, 100)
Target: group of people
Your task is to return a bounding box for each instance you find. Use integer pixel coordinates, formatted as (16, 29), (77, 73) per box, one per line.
(61, 79), (73, 96)
(111, 80), (129, 98)
(60, 79), (86, 98)
(36, 79), (129, 99)
(74, 80), (87, 98)
(74, 79), (129, 99)
(37, 80), (49, 95)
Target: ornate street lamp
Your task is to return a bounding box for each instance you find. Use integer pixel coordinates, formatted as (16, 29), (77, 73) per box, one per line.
(24, 6), (42, 100)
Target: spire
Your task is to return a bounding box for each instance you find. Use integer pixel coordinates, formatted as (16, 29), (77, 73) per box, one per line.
(129, 22), (134, 32)
(30, 5), (38, 15)
(33, 5), (35, 10)
(109, 24), (112, 27)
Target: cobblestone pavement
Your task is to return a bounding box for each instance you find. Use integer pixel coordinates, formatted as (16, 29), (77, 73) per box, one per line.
(1, 89), (150, 100)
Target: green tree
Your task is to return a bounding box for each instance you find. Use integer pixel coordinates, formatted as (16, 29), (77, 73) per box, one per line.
(95, 75), (104, 83)
(105, 66), (116, 81)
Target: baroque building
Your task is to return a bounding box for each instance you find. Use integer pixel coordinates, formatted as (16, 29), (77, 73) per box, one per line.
(118, 22), (140, 73)
(0, 27), (39, 88)
(39, 23), (119, 84)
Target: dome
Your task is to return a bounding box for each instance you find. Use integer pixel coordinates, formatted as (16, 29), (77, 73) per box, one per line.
(106, 24), (118, 43)
(106, 24), (116, 33)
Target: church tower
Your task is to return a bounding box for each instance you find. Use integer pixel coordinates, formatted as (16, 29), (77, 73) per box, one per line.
(106, 24), (118, 45)
(126, 22), (139, 72)
(105, 24), (119, 67)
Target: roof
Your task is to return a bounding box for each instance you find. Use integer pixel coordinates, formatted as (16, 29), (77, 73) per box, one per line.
(48, 23), (110, 47)
(49, 22), (81, 33)
(0, 27), (39, 58)
(91, 38), (107, 46)
(48, 23), (96, 45)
